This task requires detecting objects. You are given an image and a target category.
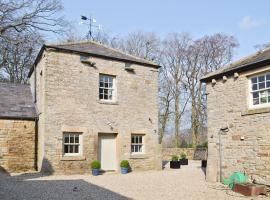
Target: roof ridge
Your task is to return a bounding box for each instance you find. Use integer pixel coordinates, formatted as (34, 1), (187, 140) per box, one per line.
(50, 40), (157, 66)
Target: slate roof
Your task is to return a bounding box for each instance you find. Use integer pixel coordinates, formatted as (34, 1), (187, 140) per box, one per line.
(0, 82), (36, 120)
(28, 40), (160, 77)
(201, 47), (270, 82)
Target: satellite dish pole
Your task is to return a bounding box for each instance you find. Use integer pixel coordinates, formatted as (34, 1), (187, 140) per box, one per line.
(81, 15), (101, 40)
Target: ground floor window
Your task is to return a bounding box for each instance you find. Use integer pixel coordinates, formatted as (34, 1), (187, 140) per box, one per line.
(131, 134), (144, 154)
(63, 132), (82, 156)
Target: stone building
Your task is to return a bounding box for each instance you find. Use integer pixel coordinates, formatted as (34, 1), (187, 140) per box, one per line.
(0, 83), (36, 173)
(201, 48), (270, 184)
(25, 41), (161, 174)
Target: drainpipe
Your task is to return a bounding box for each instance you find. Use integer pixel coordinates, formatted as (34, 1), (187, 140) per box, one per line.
(219, 126), (229, 182)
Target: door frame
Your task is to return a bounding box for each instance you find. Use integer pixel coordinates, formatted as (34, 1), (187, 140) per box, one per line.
(98, 132), (119, 172)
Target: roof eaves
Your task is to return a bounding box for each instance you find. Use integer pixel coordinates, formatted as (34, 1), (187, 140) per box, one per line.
(200, 58), (270, 82)
(46, 45), (161, 68)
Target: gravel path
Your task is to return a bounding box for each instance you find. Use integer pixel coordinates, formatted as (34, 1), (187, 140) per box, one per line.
(0, 161), (268, 200)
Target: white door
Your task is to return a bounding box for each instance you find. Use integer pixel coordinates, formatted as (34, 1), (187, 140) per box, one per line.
(98, 134), (117, 171)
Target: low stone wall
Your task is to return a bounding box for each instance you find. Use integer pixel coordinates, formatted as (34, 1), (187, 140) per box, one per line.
(0, 119), (36, 173)
(162, 148), (207, 161)
(162, 148), (194, 160)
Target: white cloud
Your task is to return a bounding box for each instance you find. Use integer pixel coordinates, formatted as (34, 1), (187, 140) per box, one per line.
(239, 16), (265, 29)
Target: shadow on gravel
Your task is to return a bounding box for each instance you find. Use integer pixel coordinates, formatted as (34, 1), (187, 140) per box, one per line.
(0, 158), (130, 200)
(0, 173), (131, 200)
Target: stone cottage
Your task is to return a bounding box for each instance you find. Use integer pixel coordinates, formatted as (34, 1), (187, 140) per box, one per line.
(25, 41), (161, 174)
(201, 48), (270, 184)
(0, 83), (36, 173)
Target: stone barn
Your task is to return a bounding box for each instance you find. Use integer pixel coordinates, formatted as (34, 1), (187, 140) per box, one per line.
(0, 83), (36, 173)
(201, 48), (270, 184)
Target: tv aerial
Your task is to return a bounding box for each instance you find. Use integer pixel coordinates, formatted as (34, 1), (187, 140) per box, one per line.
(80, 15), (102, 40)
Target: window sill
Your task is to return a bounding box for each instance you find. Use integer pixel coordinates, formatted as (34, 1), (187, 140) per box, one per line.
(241, 106), (270, 116)
(61, 156), (86, 161)
(129, 154), (148, 159)
(97, 100), (119, 105)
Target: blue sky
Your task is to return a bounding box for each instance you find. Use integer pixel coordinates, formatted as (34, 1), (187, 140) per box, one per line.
(62, 0), (270, 60)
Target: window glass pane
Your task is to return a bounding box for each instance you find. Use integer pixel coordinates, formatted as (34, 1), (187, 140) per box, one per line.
(70, 145), (74, 153)
(260, 90), (267, 97)
(266, 81), (270, 88)
(261, 97), (267, 104)
(138, 145), (142, 152)
(131, 136), (135, 143)
(104, 94), (108, 99)
(259, 82), (265, 89)
(105, 82), (108, 87)
(135, 145), (138, 152)
(104, 89), (108, 95)
(253, 92), (259, 99)
(252, 84), (258, 91)
(251, 77), (257, 84)
(74, 145), (79, 153)
(75, 135), (79, 143)
(253, 98), (259, 105)
(258, 75), (265, 82)
(64, 145), (69, 153)
(100, 82), (104, 87)
(267, 74), (270, 81)
(139, 136), (142, 143)
(64, 136), (69, 143)
(136, 136), (139, 143)
(70, 136), (74, 143)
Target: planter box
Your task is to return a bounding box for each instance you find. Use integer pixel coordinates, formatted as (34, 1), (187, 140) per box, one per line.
(180, 159), (188, 165)
(233, 183), (267, 196)
(201, 160), (207, 168)
(170, 161), (181, 169)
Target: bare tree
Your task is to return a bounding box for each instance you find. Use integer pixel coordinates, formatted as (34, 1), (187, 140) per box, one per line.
(0, 0), (67, 38)
(0, 0), (68, 83)
(161, 33), (191, 147)
(184, 34), (238, 147)
(120, 31), (160, 62)
(0, 31), (43, 83)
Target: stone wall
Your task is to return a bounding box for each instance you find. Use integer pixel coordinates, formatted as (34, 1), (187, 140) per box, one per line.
(0, 119), (36, 173)
(206, 66), (270, 184)
(31, 49), (161, 174)
(162, 148), (195, 160)
(162, 148), (207, 161)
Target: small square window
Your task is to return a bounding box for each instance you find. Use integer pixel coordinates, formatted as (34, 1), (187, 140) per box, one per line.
(251, 77), (257, 84)
(258, 75), (265, 82)
(131, 134), (144, 154)
(63, 133), (82, 156)
(99, 74), (116, 101)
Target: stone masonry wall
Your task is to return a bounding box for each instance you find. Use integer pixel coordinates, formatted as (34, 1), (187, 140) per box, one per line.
(32, 49), (161, 174)
(206, 66), (270, 184)
(162, 148), (195, 160)
(0, 119), (36, 173)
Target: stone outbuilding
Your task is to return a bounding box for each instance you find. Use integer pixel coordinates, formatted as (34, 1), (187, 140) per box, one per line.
(25, 41), (161, 174)
(201, 48), (270, 184)
(0, 82), (37, 173)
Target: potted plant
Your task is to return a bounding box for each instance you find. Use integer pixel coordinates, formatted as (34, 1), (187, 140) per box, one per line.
(201, 160), (207, 168)
(179, 152), (188, 165)
(120, 160), (130, 174)
(91, 160), (101, 176)
(170, 155), (180, 169)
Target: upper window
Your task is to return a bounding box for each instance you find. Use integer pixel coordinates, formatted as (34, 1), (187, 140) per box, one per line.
(250, 73), (270, 107)
(63, 133), (82, 156)
(131, 134), (144, 154)
(99, 74), (116, 101)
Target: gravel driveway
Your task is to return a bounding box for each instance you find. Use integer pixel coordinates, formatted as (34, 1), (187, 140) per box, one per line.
(0, 161), (268, 200)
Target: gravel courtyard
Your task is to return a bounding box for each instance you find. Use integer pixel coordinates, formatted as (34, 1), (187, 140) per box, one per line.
(0, 161), (268, 200)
